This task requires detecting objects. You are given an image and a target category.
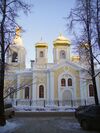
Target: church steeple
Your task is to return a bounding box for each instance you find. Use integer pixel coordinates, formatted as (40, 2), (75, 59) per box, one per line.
(6, 27), (26, 71)
(35, 39), (48, 64)
(53, 34), (71, 63)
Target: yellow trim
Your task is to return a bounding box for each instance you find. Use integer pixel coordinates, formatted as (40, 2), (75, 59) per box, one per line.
(35, 45), (48, 48)
(53, 43), (70, 47)
(35, 42), (48, 48)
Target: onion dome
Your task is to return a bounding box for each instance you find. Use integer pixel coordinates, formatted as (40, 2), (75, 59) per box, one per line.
(53, 34), (71, 46)
(71, 55), (80, 62)
(35, 38), (48, 48)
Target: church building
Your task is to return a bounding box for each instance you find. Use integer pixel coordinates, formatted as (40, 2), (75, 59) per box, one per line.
(4, 27), (100, 106)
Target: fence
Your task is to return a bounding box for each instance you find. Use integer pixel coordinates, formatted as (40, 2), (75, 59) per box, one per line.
(12, 98), (95, 108)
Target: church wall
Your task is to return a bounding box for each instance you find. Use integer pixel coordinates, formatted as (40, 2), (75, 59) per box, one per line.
(34, 71), (47, 100)
(53, 46), (70, 63)
(54, 66), (80, 100)
(36, 47), (48, 64)
(18, 74), (32, 99)
(4, 74), (17, 98)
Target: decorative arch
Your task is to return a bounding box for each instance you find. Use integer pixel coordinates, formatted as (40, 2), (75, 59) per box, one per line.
(58, 71), (76, 100)
(60, 50), (66, 59)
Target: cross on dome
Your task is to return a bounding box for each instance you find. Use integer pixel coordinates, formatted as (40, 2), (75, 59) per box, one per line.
(16, 26), (22, 37)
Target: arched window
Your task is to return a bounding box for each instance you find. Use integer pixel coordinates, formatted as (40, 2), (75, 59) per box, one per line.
(68, 78), (72, 86)
(61, 78), (66, 86)
(89, 84), (94, 97)
(39, 85), (44, 98)
(25, 87), (29, 99)
(60, 50), (66, 59)
(9, 87), (14, 99)
(12, 52), (18, 62)
(40, 51), (44, 57)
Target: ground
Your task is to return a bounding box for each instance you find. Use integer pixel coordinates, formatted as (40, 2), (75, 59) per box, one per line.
(0, 117), (98, 133)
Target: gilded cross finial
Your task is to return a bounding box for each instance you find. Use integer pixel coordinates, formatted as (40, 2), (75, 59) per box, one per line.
(59, 33), (62, 36)
(16, 26), (22, 36)
(40, 37), (42, 41)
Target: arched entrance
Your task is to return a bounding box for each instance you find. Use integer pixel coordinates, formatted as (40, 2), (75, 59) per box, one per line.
(62, 89), (72, 106)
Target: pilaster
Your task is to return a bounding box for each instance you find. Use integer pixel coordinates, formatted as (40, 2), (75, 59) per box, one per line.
(32, 72), (37, 100)
(17, 74), (20, 99)
(49, 71), (54, 100)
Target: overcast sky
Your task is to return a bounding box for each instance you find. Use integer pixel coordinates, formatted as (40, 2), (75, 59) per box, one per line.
(18, 0), (75, 68)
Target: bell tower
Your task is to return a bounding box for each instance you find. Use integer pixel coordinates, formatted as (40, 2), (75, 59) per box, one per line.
(53, 34), (71, 63)
(6, 27), (26, 71)
(35, 40), (48, 64)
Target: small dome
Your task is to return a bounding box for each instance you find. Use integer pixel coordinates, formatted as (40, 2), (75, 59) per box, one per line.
(53, 34), (71, 46)
(35, 39), (48, 48)
(71, 55), (80, 62)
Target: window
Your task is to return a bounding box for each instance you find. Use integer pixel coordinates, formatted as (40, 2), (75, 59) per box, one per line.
(60, 50), (66, 59)
(25, 87), (29, 99)
(61, 78), (66, 86)
(68, 78), (72, 86)
(89, 84), (94, 97)
(39, 85), (44, 98)
(40, 51), (44, 57)
(9, 87), (14, 99)
(12, 52), (18, 62)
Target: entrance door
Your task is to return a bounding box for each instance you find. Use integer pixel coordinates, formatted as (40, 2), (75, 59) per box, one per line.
(62, 90), (72, 106)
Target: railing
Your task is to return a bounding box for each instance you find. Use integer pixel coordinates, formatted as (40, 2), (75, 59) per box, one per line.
(12, 99), (95, 108)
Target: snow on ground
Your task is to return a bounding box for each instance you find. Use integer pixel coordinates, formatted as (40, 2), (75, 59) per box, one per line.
(14, 105), (76, 112)
(0, 121), (20, 133)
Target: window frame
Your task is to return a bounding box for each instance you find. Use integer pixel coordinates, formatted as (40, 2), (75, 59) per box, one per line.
(68, 78), (72, 86)
(60, 50), (66, 59)
(39, 85), (44, 98)
(40, 51), (44, 57)
(61, 78), (66, 86)
(89, 84), (94, 97)
(25, 86), (30, 99)
(12, 52), (18, 62)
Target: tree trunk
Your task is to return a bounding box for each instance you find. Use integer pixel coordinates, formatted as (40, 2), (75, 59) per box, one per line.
(96, 0), (100, 49)
(0, 0), (6, 125)
(0, 49), (6, 125)
(86, 0), (99, 105)
(0, 64), (6, 126)
(0, 41), (6, 126)
(89, 46), (99, 105)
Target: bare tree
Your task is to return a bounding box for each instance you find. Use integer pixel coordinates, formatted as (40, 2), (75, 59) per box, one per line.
(67, 0), (99, 105)
(4, 75), (44, 100)
(0, 0), (31, 126)
(92, 0), (100, 49)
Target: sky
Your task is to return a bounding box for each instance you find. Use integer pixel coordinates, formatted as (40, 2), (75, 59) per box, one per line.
(18, 0), (75, 68)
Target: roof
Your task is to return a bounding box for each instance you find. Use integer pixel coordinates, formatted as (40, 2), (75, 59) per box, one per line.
(53, 34), (71, 46)
(35, 39), (48, 48)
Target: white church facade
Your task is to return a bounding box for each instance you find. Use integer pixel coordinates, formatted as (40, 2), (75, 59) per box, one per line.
(4, 28), (100, 106)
